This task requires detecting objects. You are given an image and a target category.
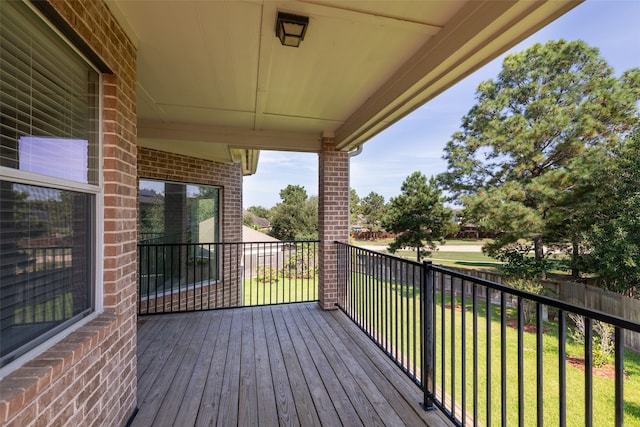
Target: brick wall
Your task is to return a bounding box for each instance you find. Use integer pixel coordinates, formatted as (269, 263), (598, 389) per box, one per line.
(318, 139), (350, 309)
(138, 147), (243, 243)
(138, 148), (244, 310)
(1, 1), (138, 425)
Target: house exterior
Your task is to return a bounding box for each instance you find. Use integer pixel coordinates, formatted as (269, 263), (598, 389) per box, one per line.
(0, 0), (581, 425)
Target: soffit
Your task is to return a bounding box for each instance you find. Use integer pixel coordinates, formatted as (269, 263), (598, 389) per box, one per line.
(107, 0), (581, 174)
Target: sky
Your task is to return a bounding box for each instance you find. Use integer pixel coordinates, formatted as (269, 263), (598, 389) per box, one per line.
(243, 0), (640, 209)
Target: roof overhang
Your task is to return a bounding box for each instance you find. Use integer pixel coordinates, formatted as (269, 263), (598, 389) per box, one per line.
(107, 0), (582, 175)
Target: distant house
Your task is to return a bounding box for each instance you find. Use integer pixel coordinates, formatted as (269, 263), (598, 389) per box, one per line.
(243, 211), (271, 232)
(242, 225), (278, 243)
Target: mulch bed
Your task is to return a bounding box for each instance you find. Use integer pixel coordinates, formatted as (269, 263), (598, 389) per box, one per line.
(566, 356), (628, 380)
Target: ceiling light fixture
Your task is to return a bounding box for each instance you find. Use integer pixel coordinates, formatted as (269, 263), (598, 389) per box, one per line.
(276, 12), (308, 47)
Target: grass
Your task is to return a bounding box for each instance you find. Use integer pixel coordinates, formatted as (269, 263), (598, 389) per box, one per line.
(345, 276), (640, 426)
(14, 293), (73, 323)
(351, 238), (493, 247)
(243, 275), (318, 305)
(382, 249), (503, 271)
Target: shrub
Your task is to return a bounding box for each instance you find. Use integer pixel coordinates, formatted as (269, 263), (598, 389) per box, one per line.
(256, 265), (279, 284)
(569, 313), (615, 367)
(495, 244), (555, 280)
(504, 277), (545, 324)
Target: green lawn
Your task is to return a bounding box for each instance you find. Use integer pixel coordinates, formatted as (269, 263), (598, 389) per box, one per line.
(345, 276), (640, 426)
(15, 293), (73, 323)
(381, 249), (503, 271)
(243, 276), (318, 305)
(352, 238), (494, 247)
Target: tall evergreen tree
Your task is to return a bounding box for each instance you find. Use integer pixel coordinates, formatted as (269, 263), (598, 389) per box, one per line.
(360, 191), (387, 233)
(439, 40), (639, 265)
(383, 172), (452, 261)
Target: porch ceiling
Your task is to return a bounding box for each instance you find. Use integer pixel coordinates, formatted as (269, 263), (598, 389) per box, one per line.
(106, 0), (581, 175)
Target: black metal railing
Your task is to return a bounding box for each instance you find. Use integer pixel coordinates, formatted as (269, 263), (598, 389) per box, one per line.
(137, 240), (318, 314)
(336, 242), (640, 427)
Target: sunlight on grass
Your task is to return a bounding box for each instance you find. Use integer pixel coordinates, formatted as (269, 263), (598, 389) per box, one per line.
(345, 276), (640, 426)
(14, 293), (73, 323)
(243, 276), (318, 305)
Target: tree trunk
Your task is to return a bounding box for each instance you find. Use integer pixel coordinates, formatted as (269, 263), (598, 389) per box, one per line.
(571, 237), (580, 279)
(533, 235), (544, 261)
(416, 245), (421, 262)
(533, 235), (546, 279)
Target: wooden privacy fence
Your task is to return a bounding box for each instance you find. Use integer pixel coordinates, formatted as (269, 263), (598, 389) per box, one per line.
(447, 266), (640, 352)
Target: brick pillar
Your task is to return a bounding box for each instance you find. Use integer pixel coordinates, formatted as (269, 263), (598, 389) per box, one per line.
(318, 137), (349, 309)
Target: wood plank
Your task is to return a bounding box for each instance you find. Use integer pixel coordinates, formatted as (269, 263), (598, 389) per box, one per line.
(152, 312), (212, 427)
(296, 305), (387, 426)
(137, 315), (192, 401)
(134, 303), (452, 427)
(328, 307), (453, 427)
(288, 304), (363, 426)
(280, 305), (343, 427)
(171, 310), (223, 425)
(134, 313), (204, 426)
(136, 314), (185, 380)
(195, 310), (234, 427)
(136, 316), (163, 355)
(262, 306), (299, 426)
(215, 309), (243, 426)
(238, 308), (258, 426)
(270, 305), (321, 426)
(252, 307), (279, 426)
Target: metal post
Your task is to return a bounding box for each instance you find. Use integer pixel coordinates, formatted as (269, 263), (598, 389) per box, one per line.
(421, 260), (435, 410)
(615, 327), (624, 427)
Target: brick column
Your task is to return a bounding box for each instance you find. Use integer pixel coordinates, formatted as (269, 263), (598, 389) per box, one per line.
(318, 137), (349, 309)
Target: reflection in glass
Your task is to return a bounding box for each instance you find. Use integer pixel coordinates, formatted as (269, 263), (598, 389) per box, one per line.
(0, 182), (92, 367)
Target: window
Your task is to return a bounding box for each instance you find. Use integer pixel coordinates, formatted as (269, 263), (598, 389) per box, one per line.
(139, 180), (220, 244)
(138, 180), (221, 297)
(0, 2), (99, 368)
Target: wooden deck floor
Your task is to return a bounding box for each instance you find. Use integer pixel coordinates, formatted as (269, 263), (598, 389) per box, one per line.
(133, 303), (452, 427)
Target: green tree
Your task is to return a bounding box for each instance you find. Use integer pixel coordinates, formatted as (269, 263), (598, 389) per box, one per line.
(269, 185), (318, 240)
(580, 131), (640, 296)
(360, 191), (387, 233)
(439, 40), (639, 266)
(349, 188), (361, 229)
(383, 172), (452, 261)
(247, 205), (270, 219)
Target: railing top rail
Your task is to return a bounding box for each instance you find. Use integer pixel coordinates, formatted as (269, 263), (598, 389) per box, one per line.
(138, 240), (320, 247)
(336, 242), (640, 333)
(335, 241), (422, 268)
(427, 262), (640, 332)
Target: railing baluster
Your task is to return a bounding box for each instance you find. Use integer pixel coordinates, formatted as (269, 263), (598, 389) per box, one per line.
(423, 260), (434, 410)
(518, 296), (524, 427)
(441, 271), (446, 411)
(411, 266), (420, 382)
(501, 291), (507, 427)
(486, 287), (492, 427)
(451, 274), (456, 420)
(136, 241), (640, 427)
(473, 282), (478, 427)
(536, 302), (543, 427)
(401, 259), (405, 368)
(334, 244), (640, 427)
(461, 279), (467, 425)
(558, 310), (566, 427)
(615, 327), (624, 427)
(585, 317), (593, 427)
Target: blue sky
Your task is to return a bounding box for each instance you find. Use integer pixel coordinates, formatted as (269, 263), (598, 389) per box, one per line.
(243, 0), (640, 209)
